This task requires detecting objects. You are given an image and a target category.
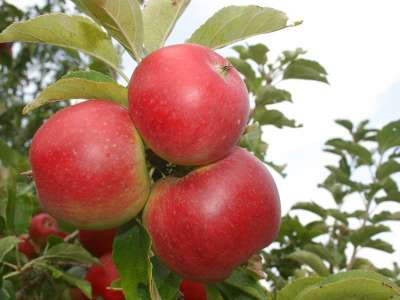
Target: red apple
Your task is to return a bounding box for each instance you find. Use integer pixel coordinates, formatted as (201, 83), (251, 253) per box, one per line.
(29, 213), (59, 246)
(17, 236), (36, 259)
(128, 43), (249, 166)
(30, 100), (150, 229)
(0, 43), (12, 64)
(144, 147), (280, 282)
(85, 253), (124, 300)
(79, 228), (118, 257)
(70, 288), (87, 300)
(180, 280), (207, 300)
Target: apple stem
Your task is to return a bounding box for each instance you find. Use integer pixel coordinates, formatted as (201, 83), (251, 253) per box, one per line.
(217, 63), (233, 78)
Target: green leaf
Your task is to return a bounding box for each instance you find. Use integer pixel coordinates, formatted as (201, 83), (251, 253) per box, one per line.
(377, 120), (400, 153)
(326, 138), (373, 165)
(256, 86), (292, 105)
(303, 244), (336, 266)
(253, 107), (300, 128)
(113, 224), (152, 300)
(143, 0), (190, 53)
(377, 191), (400, 203)
(23, 70), (128, 114)
(151, 257), (180, 300)
(216, 283), (255, 300)
(305, 221), (329, 238)
(43, 264), (92, 298)
(206, 285), (224, 300)
(246, 44), (269, 65)
(0, 14), (124, 80)
(352, 258), (376, 271)
(281, 48), (306, 64)
(283, 59), (328, 83)
(76, 0), (144, 61)
(372, 211), (400, 223)
(0, 139), (29, 171)
(6, 194), (34, 235)
(335, 119), (353, 133)
(187, 6), (288, 49)
(364, 239), (394, 253)
(265, 160), (287, 178)
(224, 267), (269, 299)
(233, 44), (270, 65)
(227, 57), (256, 80)
(376, 159), (400, 180)
(240, 124), (267, 160)
(287, 250), (330, 276)
(0, 236), (19, 262)
(295, 270), (400, 300)
(350, 225), (390, 246)
(292, 202), (326, 218)
(326, 209), (348, 225)
(43, 243), (98, 265)
(277, 277), (322, 300)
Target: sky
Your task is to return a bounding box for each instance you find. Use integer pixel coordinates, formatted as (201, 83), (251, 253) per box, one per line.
(13, 0), (400, 268)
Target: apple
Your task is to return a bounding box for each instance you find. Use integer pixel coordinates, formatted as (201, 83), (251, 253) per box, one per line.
(144, 147), (280, 282)
(17, 236), (36, 259)
(29, 213), (60, 246)
(30, 100), (150, 229)
(0, 43), (12, 64)
(79, 228), (118, 257)
(180, 280), (207, 300)
(128, 43), (249, 166)
(69, 288), (87, 300)
(85, 253), (124, 300)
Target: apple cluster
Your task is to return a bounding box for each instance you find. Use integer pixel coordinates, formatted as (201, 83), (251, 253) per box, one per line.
(29, 44), (281, 299)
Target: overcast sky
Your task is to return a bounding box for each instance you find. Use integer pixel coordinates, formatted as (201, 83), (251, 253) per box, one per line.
(13, 0), (400, 268)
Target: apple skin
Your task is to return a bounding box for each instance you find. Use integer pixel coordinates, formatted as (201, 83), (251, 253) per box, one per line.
(29, 213), (60, 246)
(30, 100), (150, 229)
(180, 280), (207, 300)
(128, 43), (249, 166)
(144, 147), (280, 282)
(79, 228), (118, 257)
(17, 236), (36, 259)
(85, 253), (124, 300)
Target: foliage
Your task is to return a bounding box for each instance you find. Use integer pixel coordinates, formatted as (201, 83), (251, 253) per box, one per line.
(263, 119), (400, 291)
(230, 44), (328, 176)
(0, 0), (399, 300)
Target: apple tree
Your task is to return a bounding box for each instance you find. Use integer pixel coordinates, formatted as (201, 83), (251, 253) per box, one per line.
(0, 1), (399, 300)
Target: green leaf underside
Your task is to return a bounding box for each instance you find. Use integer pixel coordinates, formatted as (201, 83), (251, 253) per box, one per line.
(188, 5), (288, 49)
(376, 159), (400, 179)
(43, 243), (98, 265)
(350, 225), (390, 246)
(23, 70), (128, 114)
(277, 277), (322, 300)
(75, 0), (144, 60)
(295, 271), (400, 300)
(0, 236), (19, 262)
(377, 120), (400, 153)
(143, 0), (190, 53)
(223, 268), (268, 299)
(287, 250), (330, 276)
(253, 107), (299, 128)
(113, 225), (152, 300)
(0, 13), (122, 77)
(152, 257), (181, 300)
(326, 138), (373, 165)
(283, 59), (328, 83)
